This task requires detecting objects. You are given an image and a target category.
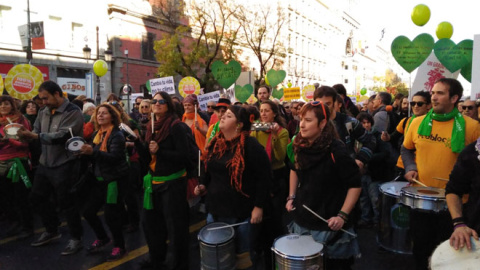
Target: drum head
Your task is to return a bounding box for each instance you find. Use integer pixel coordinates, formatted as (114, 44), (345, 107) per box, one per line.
(119, 123), (137, 139)
(198, 222), (235, 245)
(4, 123), (22, 139)
(430, 238), (479, 270)
(402, 186), (445, 199)
(273, 234), (323, 257)
(65, 137), (86, 152)
(380, 181), (409, 197)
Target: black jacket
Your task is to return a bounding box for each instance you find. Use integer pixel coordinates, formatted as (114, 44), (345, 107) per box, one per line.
(91, 127), (129, 182)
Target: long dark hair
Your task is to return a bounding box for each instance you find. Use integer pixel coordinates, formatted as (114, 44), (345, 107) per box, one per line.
(228, 105), (254, 132)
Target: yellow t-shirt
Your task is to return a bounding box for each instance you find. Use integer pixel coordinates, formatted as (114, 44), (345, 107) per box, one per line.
(403, 115), (480, 188)
(395, 118), (407, 169)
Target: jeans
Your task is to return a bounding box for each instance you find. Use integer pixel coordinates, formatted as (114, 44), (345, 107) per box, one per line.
(359, 174), (380, 223)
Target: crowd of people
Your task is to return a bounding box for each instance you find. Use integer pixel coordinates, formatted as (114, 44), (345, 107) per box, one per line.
(1, 78), (479, 270)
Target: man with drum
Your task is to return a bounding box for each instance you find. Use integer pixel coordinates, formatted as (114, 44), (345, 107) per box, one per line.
(401, 78), (480, 269)
(18, 80), (85, 256)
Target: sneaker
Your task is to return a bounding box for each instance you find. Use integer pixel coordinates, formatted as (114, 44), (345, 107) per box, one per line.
(106, 247), (126, 261)
(86, 238), (111, 254)
(61, 239), (83, 255)
(31, 231), (62, 247)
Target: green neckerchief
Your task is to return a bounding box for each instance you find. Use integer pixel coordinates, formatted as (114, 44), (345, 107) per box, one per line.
(96, 177), (118, 204)
(208, 122), (220, 144)
(142, 169), (186, 210)
(7, 158), (32, 188)
(286, 135), (296, 165)
(417, 108), (465, 153)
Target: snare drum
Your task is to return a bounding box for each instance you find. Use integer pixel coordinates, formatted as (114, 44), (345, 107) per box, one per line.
(3, 123), (22, 140)
(378, 181), (412, 254)
(65, 137), (86, 154)
(251, 122), (274, 131)
(198, 222), (236, 270)
(400, 186), (447, 212)
(119, 123), (137, 140)
(430, 238), (479, 270)
(272, 234), (324, 270)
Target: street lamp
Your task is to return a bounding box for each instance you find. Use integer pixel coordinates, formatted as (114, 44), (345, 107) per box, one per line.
(83, 45), (91, 59)
(124, 49), (130, 112)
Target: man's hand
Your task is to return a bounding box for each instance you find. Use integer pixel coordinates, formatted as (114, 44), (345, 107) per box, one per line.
(381, 131), (390, 141)
(17, 127), (38, 140)
(404, 170), (418, 183)
(450, 225), (479, 250)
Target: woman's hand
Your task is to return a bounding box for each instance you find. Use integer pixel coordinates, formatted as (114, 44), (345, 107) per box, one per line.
(149, 141), (159, 154)
(271, 123), (280, 137)
(327, 216), (345, 231)
(194, 184), (206, 196)
(250, 207), (263, 224)
(286, 199), (295, 212)
(79, 144), (93, 155)
(450, 225), (479, 250)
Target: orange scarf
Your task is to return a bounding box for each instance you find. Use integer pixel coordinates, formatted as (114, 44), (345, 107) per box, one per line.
(182, 112), (206, 155)
(93, 125), (114, 152)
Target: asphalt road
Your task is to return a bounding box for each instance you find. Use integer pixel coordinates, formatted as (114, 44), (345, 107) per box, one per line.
(0, 208), (416, 270)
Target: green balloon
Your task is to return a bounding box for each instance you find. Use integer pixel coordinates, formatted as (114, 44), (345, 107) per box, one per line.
(360, 88), (367, 95)
(272, 87), (284, 100)
(434, 39), (473, 73)
(461, 61), (472, 82)
(266, 69), (286, 88)
(211, 60), (242, 89)
(391, 34), (434, 73)
(235, 84), (254, 103)
(146, 80), (152, 93)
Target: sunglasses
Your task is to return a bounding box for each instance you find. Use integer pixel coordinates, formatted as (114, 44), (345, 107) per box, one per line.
(462, 105), (475, 111)
(141, 106), (150, 109)
(151, 99), (167, 105)
(309, 101), (327, 117)
(410, 101), (426, 107)
(135, 102), (141, 105)
(108, 101), (118, 105)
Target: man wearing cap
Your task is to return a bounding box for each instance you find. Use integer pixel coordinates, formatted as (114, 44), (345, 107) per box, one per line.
(206, 98), (231, 145)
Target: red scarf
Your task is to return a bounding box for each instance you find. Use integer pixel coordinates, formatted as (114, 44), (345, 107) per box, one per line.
(145, 113), (180, 143)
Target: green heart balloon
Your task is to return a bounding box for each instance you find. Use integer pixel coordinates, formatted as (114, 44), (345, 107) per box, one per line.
(211, 60), (242, 89)
(146, 80), (151, 93)
(434, 39), (473, 73)
(272, 87), (284, 100)
(391, 33), (434, 73)
(266, 69), (286, 88)
(235, 84), (254, 103)
(461, 62), (472, 82)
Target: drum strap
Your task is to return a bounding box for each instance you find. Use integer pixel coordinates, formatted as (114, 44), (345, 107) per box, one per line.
(142, 169), (187, 210)
(7, 157), (32, 189)
(96, 177), (118, 204)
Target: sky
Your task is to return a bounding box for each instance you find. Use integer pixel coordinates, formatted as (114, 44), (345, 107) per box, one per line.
(353, 0), (480, 95)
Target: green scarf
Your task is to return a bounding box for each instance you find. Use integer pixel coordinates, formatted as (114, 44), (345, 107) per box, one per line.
(208, 122), (220, 144)
(417, 108), (465, 153)
(7, 158), (32, 188)
(286, 135), (296, 165)
(142, 169), (186, 210)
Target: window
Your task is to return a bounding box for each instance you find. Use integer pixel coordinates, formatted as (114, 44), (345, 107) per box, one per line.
(71, 22), (83, 49)
(142, 32), (156, 61)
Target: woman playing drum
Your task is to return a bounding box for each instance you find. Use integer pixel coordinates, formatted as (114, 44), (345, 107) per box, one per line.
(286, 101), (361, 270)
(195, 105), (271, 270)
(0, 95), (34, 238)
(78, 104), (129, 261)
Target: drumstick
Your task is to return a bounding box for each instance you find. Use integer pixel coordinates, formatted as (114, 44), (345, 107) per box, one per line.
(206, 221), (249, 231)
(69, 127), (74, 138)
(433, 177), (449, 182)
(6, 117), (13, 124)
(151, 113), (154, 135)
(412, 178), (428, 187)
(198, 150), (201, 177)
(302, 205), (357, 237)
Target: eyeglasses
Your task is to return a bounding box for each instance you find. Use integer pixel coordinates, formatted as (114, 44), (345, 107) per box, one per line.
(141, 106), (150, 109)
(462, 105), (475, 111)
(410, 101), (426, 107)
(151, 99), (166, 105)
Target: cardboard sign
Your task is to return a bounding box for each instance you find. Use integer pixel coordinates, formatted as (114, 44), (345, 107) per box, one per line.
(149, 76), (175, 95)
(198, 91), (221, 111)
(391, 33), (435, 73)
(4, 64), (44, 100)
(471, 35), (480, 99)
(302, 85), (316, 101)
(411, 52), (459, 96)
(283, 87), (300, 101)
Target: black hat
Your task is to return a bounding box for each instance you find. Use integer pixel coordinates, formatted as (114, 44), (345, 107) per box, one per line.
(213, 98), (231, 110)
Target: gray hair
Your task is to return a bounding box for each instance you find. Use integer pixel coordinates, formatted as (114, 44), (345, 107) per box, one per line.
(83, 102), (96, 114)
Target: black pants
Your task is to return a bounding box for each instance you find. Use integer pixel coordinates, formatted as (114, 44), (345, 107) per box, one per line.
(410, 210), (452, 270)
(29, 161), (83, 239)
(83, 180), (125, 249)
(142, 177), (189, 270)
(122, 161), (141, 228)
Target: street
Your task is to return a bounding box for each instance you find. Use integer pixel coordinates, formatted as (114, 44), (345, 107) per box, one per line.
(0, 209), (415, 270)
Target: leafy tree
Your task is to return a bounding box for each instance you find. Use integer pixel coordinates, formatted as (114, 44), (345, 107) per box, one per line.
(153, 0), (241, 91)
(373, 69), (408, 96)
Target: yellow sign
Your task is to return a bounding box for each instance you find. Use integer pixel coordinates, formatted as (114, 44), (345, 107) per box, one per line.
(4, 64), (44, 100)
(178, 76), (200, 97)
(0, 73), (3, 92)
(246, 95), (257, 104)
(283, 87), (300, 101)
(302, 85), (316, 101)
